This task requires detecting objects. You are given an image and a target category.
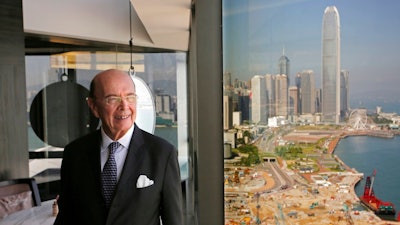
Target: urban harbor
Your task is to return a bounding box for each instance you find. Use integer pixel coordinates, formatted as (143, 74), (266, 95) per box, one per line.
(224, 112), (400, 225)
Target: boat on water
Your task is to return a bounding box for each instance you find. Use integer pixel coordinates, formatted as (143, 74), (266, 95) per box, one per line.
(359, 169), (396, 215)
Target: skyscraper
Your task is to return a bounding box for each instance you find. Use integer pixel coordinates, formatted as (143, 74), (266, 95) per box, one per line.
(315, 88), (322, 113)
(300, 70), (316, 114)
(295, 73), (302, 114)
(251, 75), (267, 124)
(223, 95), (233, 130)
(340, 70), (349, 118)
(238, 95), (250, 122)
(322, 6), (340, 123)
(265, 74), (275, 117)
(288, 86), (299, 116)
(278, 49), (290, 78)
(278, 50), (290, 118)
(275, 74), (288, 117)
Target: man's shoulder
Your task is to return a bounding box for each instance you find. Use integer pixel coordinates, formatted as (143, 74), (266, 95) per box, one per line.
(135, 127), (175, 150)
(64, 130), (100, 150)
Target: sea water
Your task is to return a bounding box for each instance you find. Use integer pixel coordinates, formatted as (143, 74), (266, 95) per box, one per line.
(334, 135), (400, 217)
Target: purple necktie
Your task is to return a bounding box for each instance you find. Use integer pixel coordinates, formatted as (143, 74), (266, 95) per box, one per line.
(101, 142), (120, 208)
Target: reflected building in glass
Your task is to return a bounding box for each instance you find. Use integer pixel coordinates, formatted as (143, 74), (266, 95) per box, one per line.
(322, 6), (340, 123)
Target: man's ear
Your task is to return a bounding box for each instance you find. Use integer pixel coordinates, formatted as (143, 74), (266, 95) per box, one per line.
(87, 97), (100, 118)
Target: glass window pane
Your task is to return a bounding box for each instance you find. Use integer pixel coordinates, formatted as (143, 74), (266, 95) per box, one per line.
(223, 1), (400, 224)
(26, 50), (188, 211)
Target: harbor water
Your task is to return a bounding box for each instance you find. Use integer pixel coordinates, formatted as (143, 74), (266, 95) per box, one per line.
(334, 135), (400, 217)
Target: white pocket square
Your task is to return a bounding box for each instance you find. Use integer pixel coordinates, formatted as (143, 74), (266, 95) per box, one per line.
(136, 175), (154, 188)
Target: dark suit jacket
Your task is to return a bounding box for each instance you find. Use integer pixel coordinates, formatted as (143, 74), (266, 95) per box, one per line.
(54, 124), (183, 225)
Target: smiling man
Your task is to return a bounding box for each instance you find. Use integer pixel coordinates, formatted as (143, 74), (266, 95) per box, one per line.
(54, 69), (183, 225)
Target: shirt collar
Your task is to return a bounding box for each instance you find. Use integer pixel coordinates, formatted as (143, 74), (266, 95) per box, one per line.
(101, 124), (135, 150)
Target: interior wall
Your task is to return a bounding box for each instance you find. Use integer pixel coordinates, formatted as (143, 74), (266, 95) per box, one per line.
(0, 0), (29, 180)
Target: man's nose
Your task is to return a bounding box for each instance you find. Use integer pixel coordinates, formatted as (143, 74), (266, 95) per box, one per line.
(119, 98), (130, 107)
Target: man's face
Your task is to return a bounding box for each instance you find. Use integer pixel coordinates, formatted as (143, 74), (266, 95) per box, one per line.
(88, 70), (137, 140)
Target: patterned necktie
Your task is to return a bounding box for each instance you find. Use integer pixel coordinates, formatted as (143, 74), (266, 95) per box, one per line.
(101, 142), (120, 208)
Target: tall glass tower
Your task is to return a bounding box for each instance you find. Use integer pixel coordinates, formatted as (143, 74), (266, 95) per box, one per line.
(322, 6), (340, 123)
(278, 48), (290, 78)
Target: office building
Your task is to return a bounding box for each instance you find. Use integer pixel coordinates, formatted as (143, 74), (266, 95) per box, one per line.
(223, 95), (233, 130)
(316, 88), (322, 113)
(322, 6), (341, 123)
(278, 49), (290, 79)
(275, 74), (288, 117)
(340, 70), (350, 118)
(300, 70), (316, 114)
(232, 111), (242, 126)
(251, 75), (267, 124)
(223, 71), (232, 88)
(265, 74), (276, 117)
(295, 73), (302, 114)
(289, 86), (299, 117)
(238, 94), (250, 122)
(278, 51), (290, 118)
(155, 95), (172, 113)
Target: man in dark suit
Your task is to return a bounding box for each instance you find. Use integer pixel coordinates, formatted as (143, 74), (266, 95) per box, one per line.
(54, 69), (183, 225)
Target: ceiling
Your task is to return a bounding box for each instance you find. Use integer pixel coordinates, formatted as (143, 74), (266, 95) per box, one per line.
(24, 0), (192, 55)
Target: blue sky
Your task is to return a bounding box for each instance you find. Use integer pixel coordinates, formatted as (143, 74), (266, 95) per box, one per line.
(223, 0), (400, 111)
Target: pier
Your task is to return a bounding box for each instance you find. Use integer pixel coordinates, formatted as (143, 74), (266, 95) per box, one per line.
(342, 130), (395, 139)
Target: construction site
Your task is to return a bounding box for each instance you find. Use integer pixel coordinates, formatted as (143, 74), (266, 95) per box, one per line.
(225, 164), (400, 225)
(224, 126), (400, 225)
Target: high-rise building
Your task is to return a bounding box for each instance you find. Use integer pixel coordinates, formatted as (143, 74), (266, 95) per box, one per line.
(289, 86), (299, 116)
(238, 94), (250, 122)
(300, 70), (316, 114)
(322, 6), (341, 123)
(251, 75), (267, 124)
(315, 88), (322, 113)
(279, 49), (290, 78)
(223, 95), (233, 130)
(275, 74), (288, 117)
(223, 71), (232, 88)
(233, 79), (248, 89)
(155, 95), (171, 113)
(265, 74), (276, 117)
(295, 73), (302, 114)
(340, 70), (349, 118)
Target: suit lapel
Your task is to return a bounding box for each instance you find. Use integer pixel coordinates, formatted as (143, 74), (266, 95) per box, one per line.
(107, 126), (147, 223)
(118, 126), (146, 185)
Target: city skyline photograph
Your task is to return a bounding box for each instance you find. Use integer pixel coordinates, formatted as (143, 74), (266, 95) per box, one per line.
(223, 0), (400, 113)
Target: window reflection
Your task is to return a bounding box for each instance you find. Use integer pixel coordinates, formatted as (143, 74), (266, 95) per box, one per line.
(26, 51), (188, 199)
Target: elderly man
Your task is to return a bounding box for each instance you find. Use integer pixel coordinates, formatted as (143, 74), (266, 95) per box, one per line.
(54, 69), (183, 225)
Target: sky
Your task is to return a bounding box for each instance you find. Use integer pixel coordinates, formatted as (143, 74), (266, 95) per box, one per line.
(223, 0), (400, 112)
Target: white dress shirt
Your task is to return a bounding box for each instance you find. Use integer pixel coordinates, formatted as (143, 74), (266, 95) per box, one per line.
(100, 125), (134, 181)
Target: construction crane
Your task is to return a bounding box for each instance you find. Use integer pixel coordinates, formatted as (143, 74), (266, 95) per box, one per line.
(360, 169), (396, 215)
